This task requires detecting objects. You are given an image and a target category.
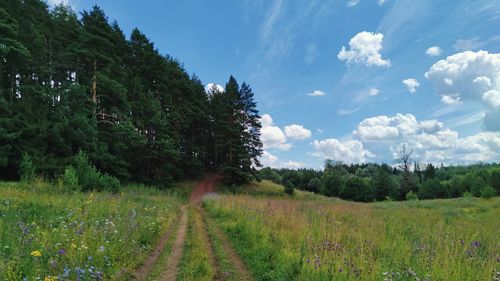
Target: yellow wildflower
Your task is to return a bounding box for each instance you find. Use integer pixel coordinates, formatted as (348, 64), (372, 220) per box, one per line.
(31, 250), (42, 257)
(44, 276), (57, 281)
(71, 242), (77, 249)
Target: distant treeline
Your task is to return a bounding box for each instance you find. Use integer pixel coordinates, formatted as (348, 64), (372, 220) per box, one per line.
(0, 1), (262, 187)
(259, 160), (500, 201)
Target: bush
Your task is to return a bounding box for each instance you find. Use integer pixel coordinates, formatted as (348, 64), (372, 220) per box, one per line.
(405, 191), (418, 201)
(283, 180), (295, 195)
(62, 165), (79, 191)
(20, 153), (36, 182)
(480, 185), (496, 199)
(63, 150), (121, 193)
(101, 174), (120, 193)
(418, 179), (449, 199)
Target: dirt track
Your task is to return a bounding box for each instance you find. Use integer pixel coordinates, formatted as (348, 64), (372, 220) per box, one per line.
(134, 175), (253, 281)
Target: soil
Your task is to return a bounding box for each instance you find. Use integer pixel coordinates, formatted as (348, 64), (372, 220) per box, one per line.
(133, 174), (253, 281)
(158, 206), (188, 281)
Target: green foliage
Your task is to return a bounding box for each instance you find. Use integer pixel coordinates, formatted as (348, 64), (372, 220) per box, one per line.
(283, 180), (295, 195)
(405, 191), (419, 200)
(71, 150), (120, 192)
(61, 165), (79, 191)
(480, 185), (496, 199)
(0, 2), (263, 187)
(418, 178), (449, 199)
(19, 153), (36, 182)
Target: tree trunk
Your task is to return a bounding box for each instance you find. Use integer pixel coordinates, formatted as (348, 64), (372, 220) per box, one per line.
(92, 59), (97, 103)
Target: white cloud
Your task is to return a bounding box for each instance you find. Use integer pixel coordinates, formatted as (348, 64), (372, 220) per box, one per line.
(47, 0), (71, 6)
(205, 83), (224, 94)
(307, 90), (326, 97)
(260, 114), (292, 150)
(283, 160), (304, 169)
(260, 151), (278, 167)
(482, 90), (500, 108)
(378, 0), (387, 5)
(284, 124), (312, 140)
(441, 95), (461, 105)
(426, 46), (442, 57)
(353, 113), (500, 164)
(312, 139), (374, 163)
(368, 88), (380, 96)
(424, 50), (500, 130)
(337, 31), (391, 67)
(347, 0), (360, 7)
(261, 0), (284, 39)
(402, 78), (420, 93)
(260, 114), (274, 127)
(305, 44), (318, 64)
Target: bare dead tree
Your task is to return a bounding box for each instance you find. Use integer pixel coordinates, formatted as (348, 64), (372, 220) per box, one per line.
(395, 144), (413, 173)
(394, 144), (417, 199)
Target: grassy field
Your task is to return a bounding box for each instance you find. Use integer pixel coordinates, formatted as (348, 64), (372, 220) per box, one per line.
(0, 180), (186, 281)
(204, 181), (500, 281)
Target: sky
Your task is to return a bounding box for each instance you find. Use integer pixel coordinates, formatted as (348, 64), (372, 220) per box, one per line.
(49, 0), (500, 169)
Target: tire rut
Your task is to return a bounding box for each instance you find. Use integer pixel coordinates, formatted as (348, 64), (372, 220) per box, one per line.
(158, 205), (188, 281)
(131, 208), (182, 281)
(202, 209), (254, 281)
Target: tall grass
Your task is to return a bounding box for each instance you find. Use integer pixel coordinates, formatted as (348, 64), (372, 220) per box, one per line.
(0, 181), (182, 280)
(204, 193), (500, 281)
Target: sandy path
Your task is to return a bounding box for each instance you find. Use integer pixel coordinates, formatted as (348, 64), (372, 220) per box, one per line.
(133, 174), (252, 281)
(131, 212), (180, 281)
(158, 206), (188, 281)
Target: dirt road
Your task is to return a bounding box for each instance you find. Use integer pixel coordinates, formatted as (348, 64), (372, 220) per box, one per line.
(134, 174), (253, 281)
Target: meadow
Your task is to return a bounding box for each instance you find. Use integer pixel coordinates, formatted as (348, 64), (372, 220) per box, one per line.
(204, 181), (500, 281)
(0, 180), (187, 281)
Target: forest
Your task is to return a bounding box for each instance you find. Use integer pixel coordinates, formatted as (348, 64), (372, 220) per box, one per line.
(259, 158), (500, 201)
(0, 0), (262, 187)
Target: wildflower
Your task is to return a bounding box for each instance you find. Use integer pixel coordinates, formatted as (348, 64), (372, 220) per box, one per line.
(71, 242), (77, 249)
(98, 245), (105, 252)
(44, 276), (57, 281)
(31, 250), (42, 257)
(58, 249), (66, 255)
(49, 259), (57, 269)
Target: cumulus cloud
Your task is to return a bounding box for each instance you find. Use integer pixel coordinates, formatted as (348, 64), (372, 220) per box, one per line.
(260, 114), (291, 150)
(312, 139), (374, 163)
(426, 46), (442, 57)
(205, 83), (224, 94)
(337, 31), (391, 67)
(260, 151), (278, 167)
(402, 78), (420, 93)
(425, 50), (500, 131)
(353, 113), (500, 164)
(285, 124), (312, 140)
(308, 90), (326, 97)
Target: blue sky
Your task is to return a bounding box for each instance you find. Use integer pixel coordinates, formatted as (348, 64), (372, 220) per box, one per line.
(51, 0), (500, 169)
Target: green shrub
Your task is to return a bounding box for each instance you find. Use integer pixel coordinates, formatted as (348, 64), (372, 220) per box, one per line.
(480, 185), (496, 199)
(67, 150), (120, 193)
(284, 180), (295, 195)
(62, 165), (79, 191)
(19, 153), (36, 182)
(101, 173), (120, 193)
(405, 191), (418, 201)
